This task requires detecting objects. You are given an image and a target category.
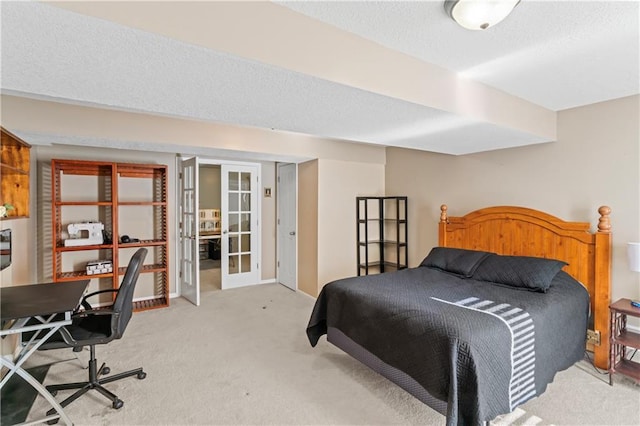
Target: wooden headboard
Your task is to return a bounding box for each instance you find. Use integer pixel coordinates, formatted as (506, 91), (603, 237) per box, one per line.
(438, 205), (612, 369)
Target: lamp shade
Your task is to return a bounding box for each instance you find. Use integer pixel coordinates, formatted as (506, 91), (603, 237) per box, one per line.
(628, 242), (640, 272)
(444, 0), (520, 31)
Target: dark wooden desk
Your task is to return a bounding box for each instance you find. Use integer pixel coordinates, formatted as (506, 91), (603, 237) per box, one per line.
(0, 280), (89, 425)
(1, 280), (89, 322)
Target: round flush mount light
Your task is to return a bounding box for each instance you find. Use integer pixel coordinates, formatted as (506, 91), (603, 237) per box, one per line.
(444, 0), (520, 31)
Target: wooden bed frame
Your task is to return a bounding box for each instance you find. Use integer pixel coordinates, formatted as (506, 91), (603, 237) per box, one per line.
(438, 205), (612, 369)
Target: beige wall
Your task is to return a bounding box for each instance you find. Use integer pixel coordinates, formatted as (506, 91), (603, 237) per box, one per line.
(1, 95), (386, 297)
(296, 158), (386, 297)
(260, 161), (277, 280)
(298, 160), (319, 296)
(5, 94), (634, 302)
(385, 95), (640, 304)
(199, 165), (221, 210)
(317, 159), (385, 288)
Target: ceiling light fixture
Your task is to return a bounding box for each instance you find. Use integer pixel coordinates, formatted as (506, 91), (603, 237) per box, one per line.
(444, 0), (520, 31)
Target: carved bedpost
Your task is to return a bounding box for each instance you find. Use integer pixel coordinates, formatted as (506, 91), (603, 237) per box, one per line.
(438, 205), (448, 247)
(597, 206), (612, 233)
(440, 205), (448, 223)
(593, 205), (612, 369)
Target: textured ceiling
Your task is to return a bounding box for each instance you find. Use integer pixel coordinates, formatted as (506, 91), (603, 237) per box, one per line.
(1, 1), (638, 155)
(280, 1), (640, 111)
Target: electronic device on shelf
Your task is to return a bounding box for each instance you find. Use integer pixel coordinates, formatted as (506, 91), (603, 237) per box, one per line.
(120, 235), (139, 244)
(64, 222), (104, 247)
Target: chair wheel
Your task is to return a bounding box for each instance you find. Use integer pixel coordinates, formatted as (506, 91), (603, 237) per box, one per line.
(102, 367), (110, 375)
(112, 399), (124, 409)
(137, 371), (147, 380)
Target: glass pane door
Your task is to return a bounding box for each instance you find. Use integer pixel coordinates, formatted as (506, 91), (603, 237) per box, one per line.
(179, 157), (199, 305)
(221, 165), (259, 288)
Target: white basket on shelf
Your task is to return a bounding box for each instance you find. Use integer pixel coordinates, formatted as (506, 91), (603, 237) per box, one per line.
(86, 260), (113, 275)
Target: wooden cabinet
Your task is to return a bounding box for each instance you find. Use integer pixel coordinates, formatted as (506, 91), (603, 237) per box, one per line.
(52, 159), (169, 311)
(609, 298), (640, 385)
(357, 196), (408, 276)
(1, 127), (31, 219)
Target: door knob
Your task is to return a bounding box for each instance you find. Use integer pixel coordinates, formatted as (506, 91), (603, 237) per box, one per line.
(289, 231), (296, 236)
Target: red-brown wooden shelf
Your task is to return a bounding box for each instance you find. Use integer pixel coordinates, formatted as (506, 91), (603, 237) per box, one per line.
(52, 159), (169, 312)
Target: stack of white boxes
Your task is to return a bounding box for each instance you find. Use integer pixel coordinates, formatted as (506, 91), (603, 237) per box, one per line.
(86, 260), (113, 275)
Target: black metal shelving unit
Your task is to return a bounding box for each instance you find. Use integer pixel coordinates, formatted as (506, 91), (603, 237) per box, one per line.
(356, 196), (408, 275)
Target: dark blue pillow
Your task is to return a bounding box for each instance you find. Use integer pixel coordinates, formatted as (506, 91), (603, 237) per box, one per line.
(420, 247), (493, 277)
(471, 254), (567, 293)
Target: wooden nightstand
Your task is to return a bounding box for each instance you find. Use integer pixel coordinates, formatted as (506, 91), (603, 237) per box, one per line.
(609, 298), (640, 385)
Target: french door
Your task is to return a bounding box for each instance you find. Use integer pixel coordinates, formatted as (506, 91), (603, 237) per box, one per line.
(179, 159), (260, 300)
(221, 164), (260, 290)
(179, 157), (200, 305)
(221, 164), (260, 289)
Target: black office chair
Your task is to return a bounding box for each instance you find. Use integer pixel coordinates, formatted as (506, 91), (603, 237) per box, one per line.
(40, 248), (148, 419)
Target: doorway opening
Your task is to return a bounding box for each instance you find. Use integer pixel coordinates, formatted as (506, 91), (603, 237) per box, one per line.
(179, 155), (300, 305)
(179, 156), (262, 306)
(198, 164), (222, 293)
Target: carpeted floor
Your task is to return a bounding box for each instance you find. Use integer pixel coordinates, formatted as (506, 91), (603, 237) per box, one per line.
(200, 264), (221, 292)
(200, 259), (221, 271)
(23, 284), (640, 425)
(1, 364), (50, 425)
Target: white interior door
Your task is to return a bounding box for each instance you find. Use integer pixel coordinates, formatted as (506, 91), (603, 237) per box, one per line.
(277, 163), (297, 290)
(221, 164), (259, 289)
(180, 157), (200, 305)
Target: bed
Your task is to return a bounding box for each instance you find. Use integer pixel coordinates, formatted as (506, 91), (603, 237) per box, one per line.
(306, 205), (612, 425)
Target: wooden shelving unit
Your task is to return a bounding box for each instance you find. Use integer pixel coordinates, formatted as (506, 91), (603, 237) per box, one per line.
(52, 159), (169, 311)
(609, 298), (640, 385)
(1, 127), (31, 219)
(357, 196), (408, 276)
(199, 209), (221, 260)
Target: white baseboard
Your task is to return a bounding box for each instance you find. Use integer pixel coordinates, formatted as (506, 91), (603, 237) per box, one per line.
(168, 279), (277, 299)
(298, 289), (317, 300)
